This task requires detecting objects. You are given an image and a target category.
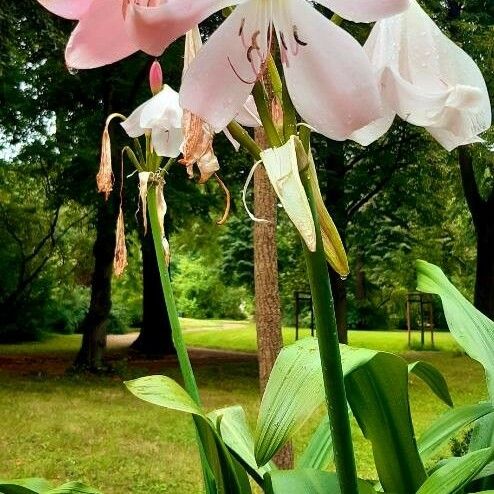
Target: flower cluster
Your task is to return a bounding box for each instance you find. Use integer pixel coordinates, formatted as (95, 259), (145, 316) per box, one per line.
(39, 0), (490, 149)
(38, 0), (491, 275)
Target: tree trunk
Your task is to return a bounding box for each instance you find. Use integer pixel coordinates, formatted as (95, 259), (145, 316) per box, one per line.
(329, 270), (348, 343)
(458, 146), (494, 319)
(253, 127), (293, 469)
(473, 222), (494, 318)
(323, 142), (349, 343)
(74, 199), (117, 371)
(131, 223), (175, 356)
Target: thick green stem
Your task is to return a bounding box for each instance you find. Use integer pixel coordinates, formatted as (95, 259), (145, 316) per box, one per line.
(227, 121), (262, 160)
(147, 186), (201, 404)
(267, 56), (283, 102)
(300, 169), (359, 494)
(252, 82), (283, 148)
(282, 83), (297, 141)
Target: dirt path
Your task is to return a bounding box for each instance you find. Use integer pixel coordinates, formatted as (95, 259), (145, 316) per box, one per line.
(0, 333), (257, 377)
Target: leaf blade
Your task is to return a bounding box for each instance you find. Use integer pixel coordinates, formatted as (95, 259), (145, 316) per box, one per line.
(417, 448), (494, 494)
(416, 260), (494, 399)
(408, 361), (453, 407)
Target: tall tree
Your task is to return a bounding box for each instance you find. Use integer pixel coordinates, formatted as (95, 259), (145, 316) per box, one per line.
(440, 0), (494, 317)
(253, 128), (293, 469)
(311, 124), (421, 340)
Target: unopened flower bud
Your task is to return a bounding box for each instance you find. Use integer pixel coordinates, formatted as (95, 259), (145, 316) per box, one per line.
(149, 60), (163, 95)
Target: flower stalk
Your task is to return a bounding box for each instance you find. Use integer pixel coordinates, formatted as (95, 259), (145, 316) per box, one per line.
(252, 82), (283, 148)
(146, 184), (201, 404)
(300, 165), (359, 494)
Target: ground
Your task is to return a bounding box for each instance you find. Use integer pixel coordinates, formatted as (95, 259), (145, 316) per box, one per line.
(0, 320), (487, 493)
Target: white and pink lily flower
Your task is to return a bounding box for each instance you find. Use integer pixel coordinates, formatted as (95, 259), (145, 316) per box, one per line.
(37, 0), (238, 69)
(351, 0), (492, 151)
(180, 0), (410, 141)
(121, 85), (184, 158)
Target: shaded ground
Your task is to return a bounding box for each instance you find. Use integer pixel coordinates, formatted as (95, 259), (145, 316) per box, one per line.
(0, 319), (459, 376)
(0, 332), (256, 377)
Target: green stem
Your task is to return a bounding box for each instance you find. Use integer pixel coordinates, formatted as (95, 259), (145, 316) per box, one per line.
(227, 121), (262, 160)
(300, 169), (359, 494)
(282, 83), (297, 141)
(299, 125), (311, 152)
(267, 55), (283, 103)
(147, 186), (201, 405)
(252, 82), (282, 148)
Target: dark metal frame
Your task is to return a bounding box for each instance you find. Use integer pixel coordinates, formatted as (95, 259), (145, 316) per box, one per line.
(406, 292), (435, 349)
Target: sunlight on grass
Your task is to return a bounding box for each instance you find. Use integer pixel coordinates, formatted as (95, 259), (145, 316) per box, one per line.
(0, 353), (486, 493)
(0, 319), (461, 356)
(0, 319), (475, 493)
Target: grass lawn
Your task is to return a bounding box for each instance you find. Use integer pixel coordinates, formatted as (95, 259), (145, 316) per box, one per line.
(0, 321), (486, 493)
(181, 318), (460, 353)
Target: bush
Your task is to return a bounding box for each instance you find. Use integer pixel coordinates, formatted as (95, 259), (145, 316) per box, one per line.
(172, 254), (251, 320)
(347, 299), (389, 330)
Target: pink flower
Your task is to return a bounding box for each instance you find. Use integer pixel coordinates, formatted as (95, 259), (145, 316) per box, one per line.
(179, 0), (410, 141)
(37, 0), (238, 69)
(351, 0), (491, 151)
(149, 60), (163, 95)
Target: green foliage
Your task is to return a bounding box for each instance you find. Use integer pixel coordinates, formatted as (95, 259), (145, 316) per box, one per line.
(171, 228), (252, 320)
(417, 404), (492, 462)
(417, 260), (494, 400)
(0, 479), (101, 494)
(416, 449), (494, 494)
(264, 470), (375, 494)
(125, 375), (253, 494)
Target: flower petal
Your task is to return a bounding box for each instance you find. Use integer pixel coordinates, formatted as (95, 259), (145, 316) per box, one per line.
(121, 101), (148, 138)
(124, 0), (242, 57)
(316, 0), (410, 23)
(65, 0), (138, 68)
(140, 85), (183, 130)
(349, 106), (395, 146)
(236, 96), (261, 127)
(274, 0), (382, 141)
(38, 0), (92, 19)
(364, 0), (491, 150)
(180, 1), (270, 132)
(152, 126), (184, 157)
(260, 136), (316, 252)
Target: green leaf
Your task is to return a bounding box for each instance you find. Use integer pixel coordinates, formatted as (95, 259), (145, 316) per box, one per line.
(125, 376), (250, 494)
(470, 413), (494, 452)
(296, 415), (333, 470)
(417, 448), (494, 494)
(0, 481), (101, 494)
(124, 375), (205, 416)
(46, 482), (101, 494)
(0, 479), (53, 494)
(264, 469), (375, 494)
(408, 361), (453, 407)
(254, 338), (326, 466)
(416, 260), (494, 399)
(254, 338), (376, 466)
(208, 406), (273, 486)
(418, 403), (494, 461)
(346, 351), (427, 492)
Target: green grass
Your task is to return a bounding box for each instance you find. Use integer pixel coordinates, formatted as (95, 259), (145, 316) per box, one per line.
(0, 320), (458, 356)
(0, 321), (485, 493)
(181, 319), (460, 353)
